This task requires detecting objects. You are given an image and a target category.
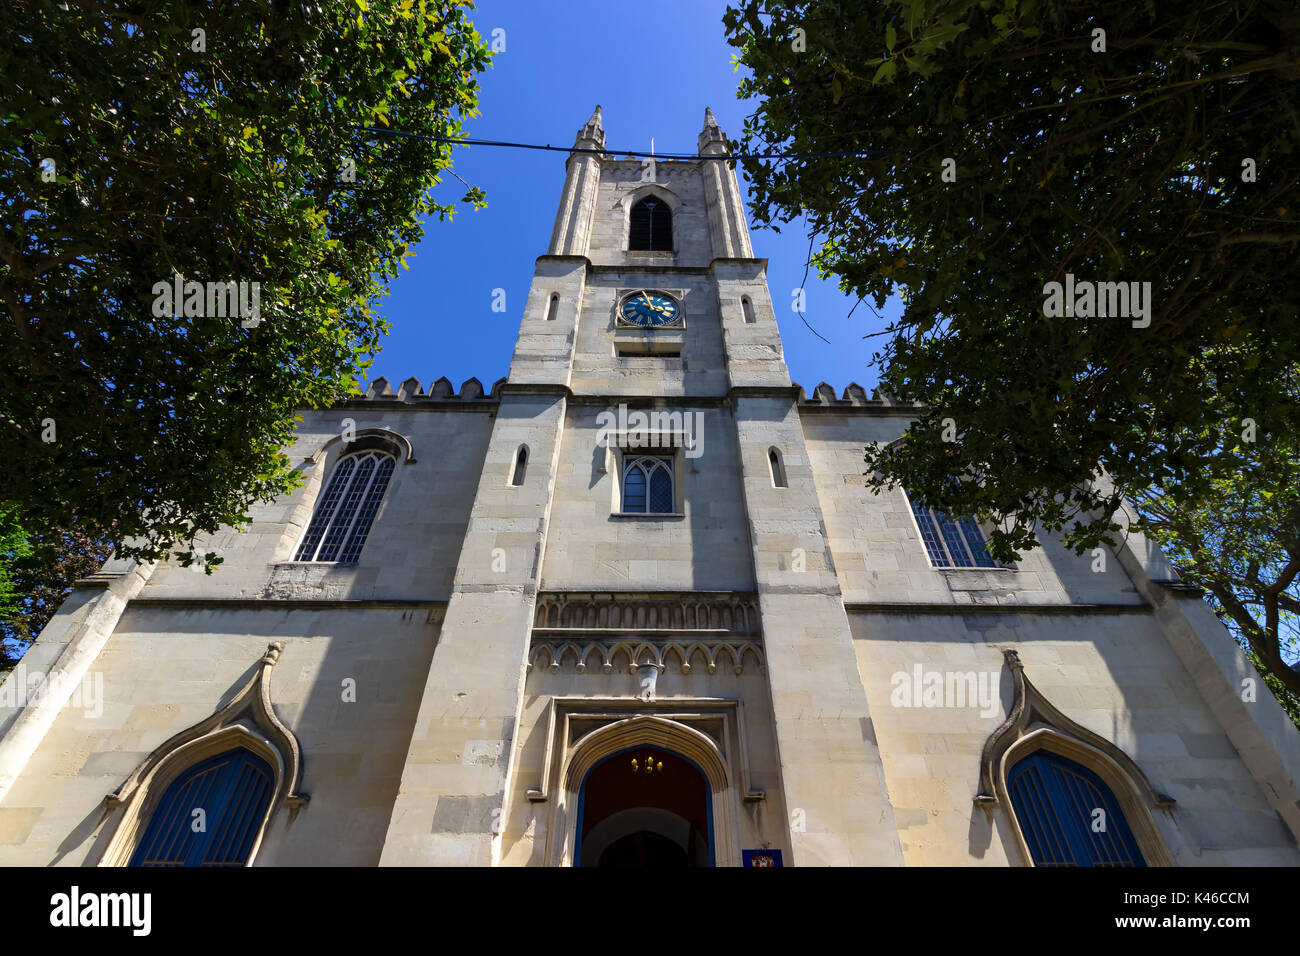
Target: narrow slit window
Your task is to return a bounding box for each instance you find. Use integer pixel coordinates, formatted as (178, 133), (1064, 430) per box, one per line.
(769, 448), (787, 487)
(742, 296), (756, 323)
(545, 294), (559, 321)
(629, 197), (672, 251)
(511, 445), (528, 486)
(295, 450), (396, 563)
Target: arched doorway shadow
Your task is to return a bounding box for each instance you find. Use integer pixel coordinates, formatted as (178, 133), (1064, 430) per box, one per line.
(576, 746), (713, 867)
(551, 715), (740, 866)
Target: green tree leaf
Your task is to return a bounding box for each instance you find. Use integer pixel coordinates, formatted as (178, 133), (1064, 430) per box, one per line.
(0, 0), (492, 578)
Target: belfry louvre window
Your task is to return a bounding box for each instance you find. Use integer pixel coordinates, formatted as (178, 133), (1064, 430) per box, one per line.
(1007, 751), (1146, 867)
(904, 488), (997, 568)
(130, 748), (274, 867)
(629, 198), (672, 251)
(622, 455), (674, 514)
(295, 450), (395, 562)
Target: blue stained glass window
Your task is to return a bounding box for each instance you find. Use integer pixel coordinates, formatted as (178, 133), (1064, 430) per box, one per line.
(1007, 750), (1146, 867)
(622, 456), (673, 514)
(318, 454), (375, 561)
(909, 501), (949, 566)
(338, 455), (395, 564)
(649, 467), (673, 512)
(937, 513), (975, 567)
(130, 748), (275, 867)
(960, 517), (993, 564)
(622, 465), (646, 512)
(296, 450), (395, 563)
(294, 456), (355, 560)
(905, 489), (998, 568)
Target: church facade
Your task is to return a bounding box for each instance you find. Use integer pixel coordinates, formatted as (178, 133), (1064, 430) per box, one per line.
(1, 108), (1297, 867)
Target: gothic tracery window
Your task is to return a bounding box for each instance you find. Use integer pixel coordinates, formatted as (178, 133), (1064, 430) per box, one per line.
(629, 197), (672, 251)
(295, 450), (395, 563)
(622, 455), (674, 514)
(904, 486), (997, 568)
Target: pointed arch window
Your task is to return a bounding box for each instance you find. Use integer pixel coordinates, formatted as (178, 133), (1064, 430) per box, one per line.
(129, 747), (275, 867)
(903, 486), (997, 568)
(511, 445), (528, 486)
(622, 455), (674, 514)
(1007, 750), (1146, 867)
(295, 450), (395, 563)
(741, 296), (756, 324)
(629, 198), (672, 251)
(768, 447), (787, 488)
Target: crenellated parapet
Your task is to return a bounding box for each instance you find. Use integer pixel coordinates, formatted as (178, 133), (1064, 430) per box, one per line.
(329, 375), (510, 406)
(790, 381), (921, 410)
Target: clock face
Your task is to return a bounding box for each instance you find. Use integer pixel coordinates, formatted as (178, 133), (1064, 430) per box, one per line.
(620, 291), (680, 327)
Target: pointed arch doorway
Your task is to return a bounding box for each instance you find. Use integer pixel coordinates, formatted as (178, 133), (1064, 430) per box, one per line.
(575, 746), (714, 867)
(550, 714), (742, 866)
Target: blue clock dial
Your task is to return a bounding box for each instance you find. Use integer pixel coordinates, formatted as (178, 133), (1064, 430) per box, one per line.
(620, 291), (679, 327)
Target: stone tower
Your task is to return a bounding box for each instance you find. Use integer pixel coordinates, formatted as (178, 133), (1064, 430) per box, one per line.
(1, 109), (1297, 868)
(377, 104), (901, 866)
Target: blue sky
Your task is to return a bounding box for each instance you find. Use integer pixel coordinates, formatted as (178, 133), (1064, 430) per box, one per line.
(366, 0), (901, 395)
